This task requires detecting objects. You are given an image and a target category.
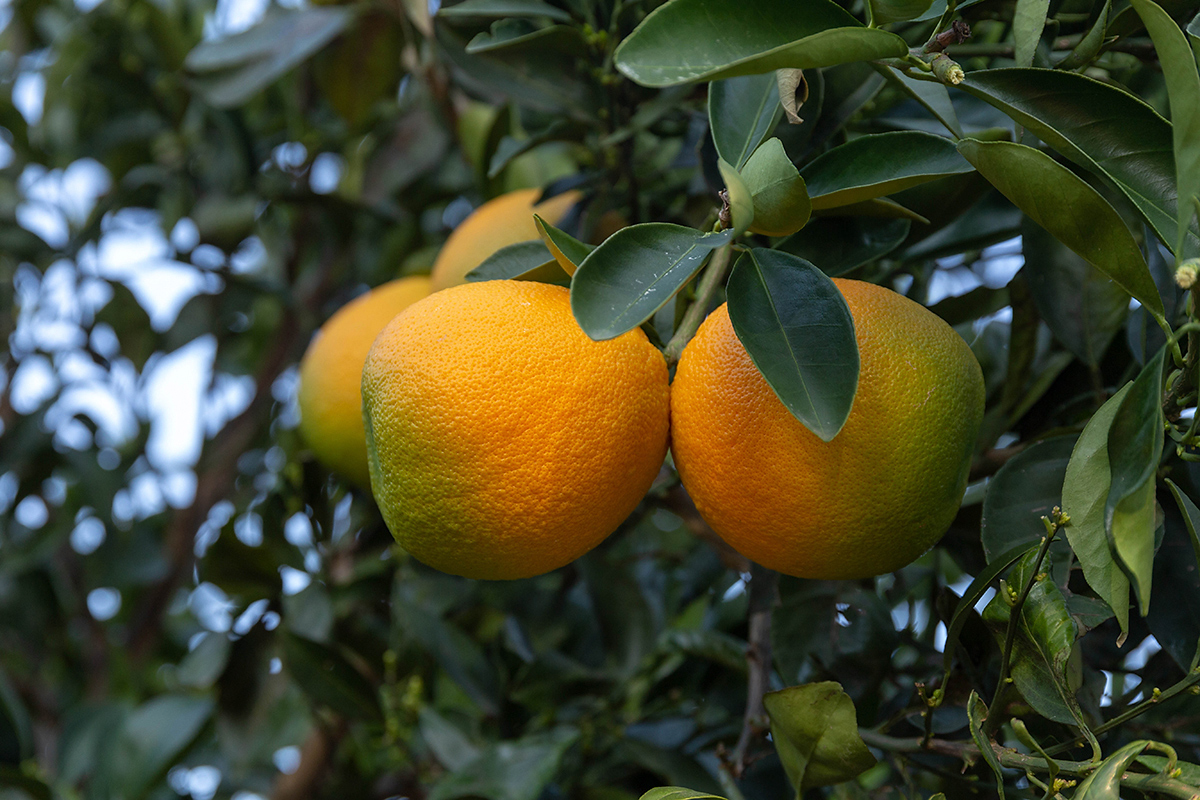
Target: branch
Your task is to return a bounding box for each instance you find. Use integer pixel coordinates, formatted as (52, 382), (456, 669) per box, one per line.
(663, 243), (735, 366)
(858, 730), (1200, 800)
(732, 563), (779, 776)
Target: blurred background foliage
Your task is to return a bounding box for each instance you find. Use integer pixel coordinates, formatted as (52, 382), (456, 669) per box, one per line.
(1, 0), (1199, 799)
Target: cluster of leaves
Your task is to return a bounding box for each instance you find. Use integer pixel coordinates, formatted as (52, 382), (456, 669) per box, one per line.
(3, 0), (1200, 798)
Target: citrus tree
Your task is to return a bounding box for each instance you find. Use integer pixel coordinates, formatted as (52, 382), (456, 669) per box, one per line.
(2, 0), (1200, 799)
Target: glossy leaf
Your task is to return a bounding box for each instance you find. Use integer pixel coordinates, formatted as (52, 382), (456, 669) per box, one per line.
(1105, 347), (1165, 614)
(185, 7), (353, 107)
(709, 73), (782, 170)
(428, 728), (580, 800)
(764, 682), (876, 793)
(869, 0), (934, 25)
(613, 0), (907, 88)
(1071, 740), (1150, 798)
(1133, 0), (1200, 258)
(967, 692), (1006, 800)
(981, 436), (1076, 561)
(716, 158), (755, 237)
(1022, 218), (1130, 366)
(776, 216), (909, 276)
(726, 249), (859, 442)
(466, 240), (567, 285)
(802, 131), (973, 210)
(740, 138), (811, 237)
(1062, 384), (1133, 637)
(960, 69), (1199, 257)
(1056, 0), (1111, 70)
(639, 789), (728, 800)
(1013, 0), (1051, 67)
(957, 138), (1164, 318)
(534, 214), (594, 276)
(982, 550), (1084, 726)
(878, 65), (962, 137)
(436, 0), (573, 22)
(571, 224), (733, 340)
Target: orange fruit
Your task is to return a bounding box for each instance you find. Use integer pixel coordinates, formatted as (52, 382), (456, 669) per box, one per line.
(362, 280), (670, 580)
(670, 279), (984, 580)
(429, 188), (579, 291)
(297, 276), (431, 487)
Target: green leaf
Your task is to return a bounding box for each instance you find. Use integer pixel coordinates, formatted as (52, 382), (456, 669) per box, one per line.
(466, 240), (568, 285)
(740, 138), (811, 237)
(1132, 0), (1200, 259)
(110, 695), (214, 800)
(571, 224), (733, 340)
(868, 0), (934, 26)
(613, 0), (907, 88)
(0, 670), (32, 761)
(956, 138), (1164, 318)
(877, 65), (962, 137)
(428, 728), (580, 800)
(776, 216), (909, 276)
(1105, 347), (1166, 615)
(1010, 718), (1060, 787)
(802, 131), (973, 210)
(1022, 218), (1130, 366)
(981, 436), (1077, 561)
(1165, 479), (1200, 569)
(534, 214), (595, 276)
(1062, 384), (1134, 638)
(764, 682), (877, 794)
(982, 550), (1085, 726)
(185, 7), (353, 107)
(1072, 740), (1151, 798)
(639, 790), (728, 800)
(967, 692), (1005, 800)
(419, 708), (481, 771)
(436, 0), (573, 22)
(726, 249), (859, 442)
(959, 69), (1199, 258)
(281, 633), (383, 720)
(941, 544), (1036, 681)
(1151, 481), (1200, 669)
(1014, 0), (1051, 67)
(283, 581), (335, 642)
(1056, 0), (1111, 70)
(915, 0), (990, 21)
(717, 159), (755, 237)
(903, 190), (1022, 260)
(709, 73), (782, 170)
(175, 632), (231, 689)
(466, 21), (585, 55)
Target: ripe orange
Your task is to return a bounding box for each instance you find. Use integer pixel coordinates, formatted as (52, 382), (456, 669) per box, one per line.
(297, 276), (431, 487)
(670, 279), (985, 580)
(429, 189), (579, 291)
(362, 280), (670, 580)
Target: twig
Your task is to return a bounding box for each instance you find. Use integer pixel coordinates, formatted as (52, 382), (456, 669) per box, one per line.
(732, 563), (779, 776)
(663, 243), (735, 366)
(858, 730), (1200, 800)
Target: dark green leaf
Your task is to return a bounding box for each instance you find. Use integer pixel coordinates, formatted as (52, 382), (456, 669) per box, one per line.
(764, 682), (877, 793)
(1148, 483), (1200, 669)
(570, 224), (733, 340)
(436, 0), (573, 22)
(1071, 740), (1150, 798)
(613, 0), (907, 88)
(967, 693), (1005, 799)
(487, 120), (580, 178)
(281, 633), (383, 720)
(535, 214), (594, 276)
(726, 249), (859, 442)
(1014, 0), (1051, 67)
(1056, 0), (1111, 70)
(110, 695), (214, 800)
(1105, 347), (1166, 615)
(1132, 0), (1200, 258)
(802, 131), (973, 210)
(740, 138), (811, 237)
(466, 22), (584, 55)
(1062, 384), (1133, 637)
(869, 0), (934, 25)
(466, 240), (568, 285)
(1022, 218), (1130, 366)
(956, 138), (1164, 318)
(877, 65), (962, 137)
(982, 550), (1084, 726)
(175, 632), (231, 689)
(959, 69), (1199, 257)
(941, 544), (1036, 681)
(428, 728), (580, 800)
(709, 73), (782, 170)
(185, 8), (353, 107)
(283, 581), (335, 643)
(0, 670), (32, 761)
(419, 708), (481, 771)
(1139, 756), (1200, 785)
(915, 0), (990, 20)
(981, 436), (1077, 561)
(776, 216), (909, 276)
(903, 190), (1022, 260)
(928, 285), (1010, 327)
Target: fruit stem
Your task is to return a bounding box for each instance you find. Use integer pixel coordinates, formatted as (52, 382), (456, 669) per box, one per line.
(663, 244), (735, 366)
